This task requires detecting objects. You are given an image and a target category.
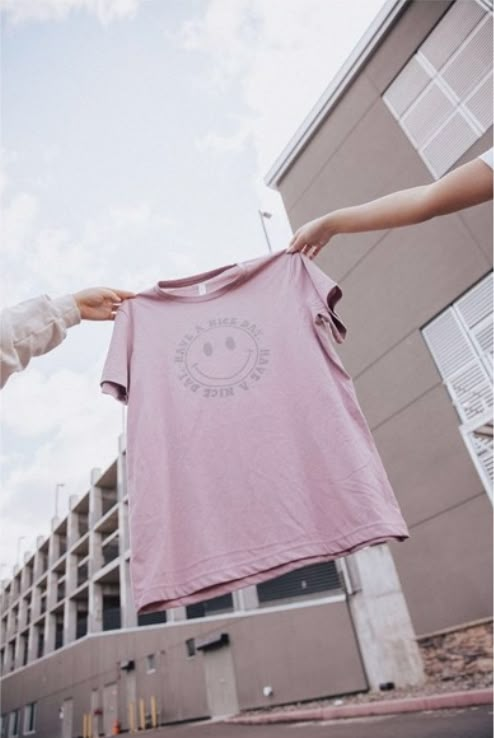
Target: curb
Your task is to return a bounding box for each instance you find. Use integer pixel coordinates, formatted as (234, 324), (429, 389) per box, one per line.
(224, 688), (493, 724)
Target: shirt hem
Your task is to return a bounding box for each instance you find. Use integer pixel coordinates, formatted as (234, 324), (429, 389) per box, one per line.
(134, 520), (409, 614)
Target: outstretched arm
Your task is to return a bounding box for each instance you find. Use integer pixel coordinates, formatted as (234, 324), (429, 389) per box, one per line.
(0, 287), (135, 389)
(287, 154), (493, 259)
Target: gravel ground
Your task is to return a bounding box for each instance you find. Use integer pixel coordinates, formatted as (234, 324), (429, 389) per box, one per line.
(236, 671), (493, 717)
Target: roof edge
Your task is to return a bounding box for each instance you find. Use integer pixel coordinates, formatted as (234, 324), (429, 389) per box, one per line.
(264, 0), (409, 189)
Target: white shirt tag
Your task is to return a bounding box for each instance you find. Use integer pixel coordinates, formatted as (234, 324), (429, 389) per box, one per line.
(198, 283), (207, 295)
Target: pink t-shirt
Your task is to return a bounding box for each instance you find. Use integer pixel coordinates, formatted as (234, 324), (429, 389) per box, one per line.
(101, 249), (409, 614)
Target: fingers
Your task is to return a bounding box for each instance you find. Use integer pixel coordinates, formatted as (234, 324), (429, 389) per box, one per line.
(300, 243), (323, 260)
(287, 232), (304, 253)
(287, 231), (323, 256)
(112, 288), (136, 299)
(102, 288), (136, 304)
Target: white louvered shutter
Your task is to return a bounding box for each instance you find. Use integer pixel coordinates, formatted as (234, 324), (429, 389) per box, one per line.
(465, 71), (493, 129)
(401, 83), (455, 148)
(456, 272), (494, 372)
(423, 311), (492, 422)
(384, 57), (432, 118)
(420, 0), (486, 70)
(383, 0), (493, 178)
(421, 112), (479, 177)
(441, 17), (493, 99)
(422, 273), (494, 499)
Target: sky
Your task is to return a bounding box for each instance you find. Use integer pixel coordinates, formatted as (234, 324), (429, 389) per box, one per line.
(0, 0), (387, 581)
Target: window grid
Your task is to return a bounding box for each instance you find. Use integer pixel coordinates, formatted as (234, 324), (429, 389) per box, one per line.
(383, 0), (492, 178)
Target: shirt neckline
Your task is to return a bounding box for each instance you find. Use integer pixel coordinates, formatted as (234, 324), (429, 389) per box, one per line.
(152, 249), (289, 303)
(153, 260), (249, 302)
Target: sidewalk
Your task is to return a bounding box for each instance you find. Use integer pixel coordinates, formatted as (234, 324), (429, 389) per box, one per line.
(224, 674), (493, 726)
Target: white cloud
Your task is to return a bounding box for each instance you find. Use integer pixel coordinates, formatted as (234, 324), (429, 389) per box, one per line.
(107, 202), (176, 235)
(2, 365), (104, 437)
(177, 0), (385, 250)
(0, 360), (123, 572)
(195, 126), (252, 155)
(1, 192), (39, 259)
(0, 166), (201, 571)
(0, 167), (186, 307)
(178, 0), (386, 174)
(0, 0), (144, 25)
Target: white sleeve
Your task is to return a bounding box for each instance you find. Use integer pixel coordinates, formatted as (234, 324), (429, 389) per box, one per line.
(479, 148), (493, 170)
(0, 294), (81, 389)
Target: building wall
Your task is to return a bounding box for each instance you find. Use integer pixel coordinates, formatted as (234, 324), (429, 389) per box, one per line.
(277, 0), (493, 636)
(0, 599), (365, 736)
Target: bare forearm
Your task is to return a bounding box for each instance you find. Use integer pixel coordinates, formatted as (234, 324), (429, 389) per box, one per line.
(327, 185), (430, 234)
(326, 158), (493, 236)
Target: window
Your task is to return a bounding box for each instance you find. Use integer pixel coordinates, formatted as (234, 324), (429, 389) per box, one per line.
(185, 638), (196, 657)
(145, 654), (156, 673)
(137, 610), (167, 627)
(8, 710), (19, 738)
(422, 272), (493, 499)
(256, 561), (343, 605)
(0, 714), (7, 738)
(384, 0), (493, 177)
(185, 593), (233, 619)
(23, 704), (36, 735)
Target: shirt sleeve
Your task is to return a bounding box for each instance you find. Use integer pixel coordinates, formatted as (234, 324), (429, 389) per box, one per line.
(100, 307), (131, 404)
(0, 294), (81, 389)
(299, 253), (347, 344)
(479, 148), (493, 170)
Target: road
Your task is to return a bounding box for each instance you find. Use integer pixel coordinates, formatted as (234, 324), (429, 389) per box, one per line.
(134, 705), (493, 738)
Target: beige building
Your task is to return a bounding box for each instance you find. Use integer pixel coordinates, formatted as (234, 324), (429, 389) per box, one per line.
(1, 1), (492, 736)
(265, 0), (493, 636)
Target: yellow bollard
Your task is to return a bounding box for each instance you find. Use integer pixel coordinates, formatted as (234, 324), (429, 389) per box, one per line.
(87, 712), (92, 738)
(82, 713), (87, 738)
(139, 698), (145, 730)
(150, 695), (157, 728)
(128, 701), (136, 734)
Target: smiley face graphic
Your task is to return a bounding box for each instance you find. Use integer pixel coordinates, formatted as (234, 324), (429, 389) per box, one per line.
(185, 326), (259, 387)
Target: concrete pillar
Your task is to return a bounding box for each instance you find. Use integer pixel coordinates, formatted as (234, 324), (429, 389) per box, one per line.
(66, 552), (78, 599)
(67, 495), (80, 549)
(20, 551), (31, 594)
(169, 607), (187, 622)
(4, 639), (13, 672)
(117, 434), (127, 502)
(5, 609), (13, 642)
(0, 579), (9, 612)
(17, 596), (26, 632)
(46, 571), (57, 612)
(27, 620), (37, 663)
(34, 539), (41, 579)
(44, 611), (56, 655)
(31, 583), (41, 621)
(64, 597), (77, 645)
(88, 581), (103, 633)
(90, 531), (104, 579)
(49, 518), (60, 566)
(15, 631), (28, 670)
(120, 558), (137, 629)
(119, 497), (130, 562)
(89, 467), (103, 529)
(339, 544), (425, 690)
(235, 586), (259, 611)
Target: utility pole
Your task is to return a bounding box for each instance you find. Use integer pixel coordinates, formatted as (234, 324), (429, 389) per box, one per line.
(258, 210), (273, 252)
